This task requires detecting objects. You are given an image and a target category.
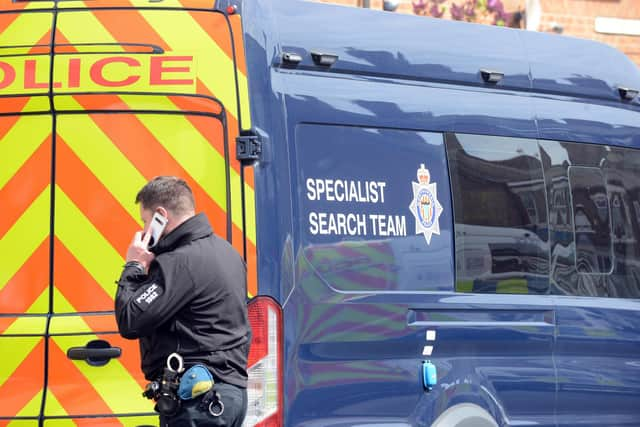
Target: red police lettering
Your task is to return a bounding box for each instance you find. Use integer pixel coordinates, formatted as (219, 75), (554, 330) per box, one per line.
(0, 61), (16, 89)
(90, 56), (141, 87)
(24, 60), (49, 89)
(68, 58), (81, 88)
(150, 56), (194, 85)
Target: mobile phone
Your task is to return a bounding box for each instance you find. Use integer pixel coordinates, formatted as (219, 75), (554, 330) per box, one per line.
(147, 212), (168, 249)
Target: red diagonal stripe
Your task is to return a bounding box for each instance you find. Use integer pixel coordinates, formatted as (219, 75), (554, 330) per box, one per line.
(0, 135), (51, 239)
(30, 30), (53, 55)
(0, 241), (49, 319)
(166, 94), (222, 115)
(0, 97), (33, 117)
(82, 315), (117, 332)
(54, 238), (114, 313)
(229, 14), (247, 74)
(56, 136), (138, 254)
(245, 238), (257, 296)
(47, 340), (113, 416)
(0, 339), (44, 419)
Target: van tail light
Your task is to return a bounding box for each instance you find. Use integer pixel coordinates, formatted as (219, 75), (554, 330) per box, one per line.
(243, 296), (283, 427)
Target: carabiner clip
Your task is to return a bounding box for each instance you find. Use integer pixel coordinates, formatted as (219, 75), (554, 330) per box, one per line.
(167, 352), (184, 373)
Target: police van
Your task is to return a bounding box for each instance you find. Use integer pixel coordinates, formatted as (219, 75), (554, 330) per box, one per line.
(1, 0), (640, 426)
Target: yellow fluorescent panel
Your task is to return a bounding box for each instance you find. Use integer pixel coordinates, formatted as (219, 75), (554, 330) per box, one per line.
(56, 12), (117, 50)
(0, 56), (51, 96)
(2, 315), (47, 336)
(0, 115), (50, 189)
(0, 13), (51, 46)
(0, 189), (50, 292)
(0, 337), (42, 390)
(21, 96), (50, 113)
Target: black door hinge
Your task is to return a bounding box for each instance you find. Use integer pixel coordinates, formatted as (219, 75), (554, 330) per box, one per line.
(236, 132), (262, 165)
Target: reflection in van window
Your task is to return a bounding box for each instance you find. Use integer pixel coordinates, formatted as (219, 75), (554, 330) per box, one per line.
(445, 133), (549, 295)
(568, 167), (613, 274)
(541, 140), (640, 298)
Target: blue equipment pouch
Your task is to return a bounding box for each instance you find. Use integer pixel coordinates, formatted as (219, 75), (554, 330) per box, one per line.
(178, 364), (214, 400)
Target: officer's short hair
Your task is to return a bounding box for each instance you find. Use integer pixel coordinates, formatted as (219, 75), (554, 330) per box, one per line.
(136, 176), (195, 215)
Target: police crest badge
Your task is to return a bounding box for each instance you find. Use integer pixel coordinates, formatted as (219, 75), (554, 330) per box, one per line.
(409, 164), (443, 244)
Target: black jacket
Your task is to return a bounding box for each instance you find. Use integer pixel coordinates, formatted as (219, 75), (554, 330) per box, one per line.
(115, 213), (250, 387)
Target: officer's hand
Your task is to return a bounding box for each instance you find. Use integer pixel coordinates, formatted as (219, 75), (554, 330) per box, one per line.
(126, 231), (155, 272)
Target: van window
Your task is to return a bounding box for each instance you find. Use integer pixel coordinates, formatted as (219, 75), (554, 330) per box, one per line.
(568, 167), (613, 274)
(445, 133), (550, 294)
(541, 140), (640, 298)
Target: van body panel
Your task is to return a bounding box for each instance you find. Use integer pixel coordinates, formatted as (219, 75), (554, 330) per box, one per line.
(238, 2), (640, 426)
(533, 96), (640, 146)
(280, 121), (556, 425)
(0, 9), (53, 424)
(554, 298), (640, 427)
(274, 72), (539, 137)
(519, 30), (640, 104)
(274, 2), (531, 90)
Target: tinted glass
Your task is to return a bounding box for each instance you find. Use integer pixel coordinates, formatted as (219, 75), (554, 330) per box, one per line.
(606, 148), (640, 298)
(541, 141), (640, 298)
(568, 167), (612, 274)
(445, 133), (549, 294)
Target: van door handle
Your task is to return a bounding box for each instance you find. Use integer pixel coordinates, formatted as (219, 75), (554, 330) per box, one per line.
(67, 339), (121, 367)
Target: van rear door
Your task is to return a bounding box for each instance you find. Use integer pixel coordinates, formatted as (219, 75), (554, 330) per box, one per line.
(0, 5), (53, 426)
(0, 3), (254, 425)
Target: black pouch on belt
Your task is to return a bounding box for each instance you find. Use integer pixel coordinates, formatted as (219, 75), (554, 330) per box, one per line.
(154, 367), (181, 416)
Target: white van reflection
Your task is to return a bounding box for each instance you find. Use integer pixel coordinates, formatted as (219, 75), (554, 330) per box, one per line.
(455, 223), (549, 294)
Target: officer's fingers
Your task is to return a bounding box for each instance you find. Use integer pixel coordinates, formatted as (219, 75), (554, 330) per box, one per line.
(132, 231), (143, 244)
(142, 230), (152, 245)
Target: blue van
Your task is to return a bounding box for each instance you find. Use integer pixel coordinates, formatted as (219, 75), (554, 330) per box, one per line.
(241, 1), (640, 426)
(1, 0), (639, 426)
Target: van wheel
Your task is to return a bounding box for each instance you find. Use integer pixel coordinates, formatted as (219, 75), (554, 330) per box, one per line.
(431, 403), (499, 427)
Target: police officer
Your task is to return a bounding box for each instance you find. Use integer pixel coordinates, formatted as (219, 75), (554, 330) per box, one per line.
(115, 176), (250, 427)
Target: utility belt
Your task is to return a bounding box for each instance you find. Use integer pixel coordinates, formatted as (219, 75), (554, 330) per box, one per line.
(142, 353), (224, 417)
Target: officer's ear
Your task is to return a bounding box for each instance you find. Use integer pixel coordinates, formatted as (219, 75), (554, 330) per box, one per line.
(156, 206), (169, 219)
